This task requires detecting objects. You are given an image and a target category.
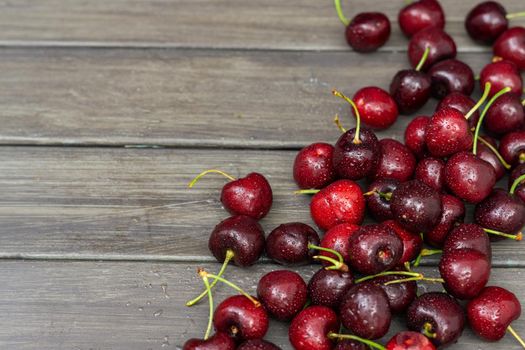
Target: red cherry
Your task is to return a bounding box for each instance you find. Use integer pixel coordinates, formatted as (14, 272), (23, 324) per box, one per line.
(425, 107), (472, 158)
(436, 92), (480, 129)
(369, 139), (416, 182)
(320, 223), (359, 265)
(398, 0), (445, 38)
(289, 306), (339, 350)
(237, 339), (281, 350)
(465, 1), (508, 44)
(353, 87), (398, 129)
(499, 130), (525, 166)
(494, 27), (525, 70)
(404, 115), (430, 158)
(480, 60), (523, 98)
(428, 59), (475, 99)
(425, 194), (465, 247)
(384, 219), (423, 265)
(408, 27), (456, 71)
(385, 331), (436, 350)
(484, 93), (524, 136)
(345, 13), (391, 52)
(293, 143), (336, 189)
(183, 332), (236, 350)
(414, 157), (446, 191)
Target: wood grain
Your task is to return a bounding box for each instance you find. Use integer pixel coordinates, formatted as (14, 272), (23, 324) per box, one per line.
(0, 146), (521, 266)
(0, 260), (522, 349)
(0, 0), (522, 50)
(1, 48), (521, 147)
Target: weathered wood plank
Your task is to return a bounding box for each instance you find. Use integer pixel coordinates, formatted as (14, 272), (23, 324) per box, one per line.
(0, 147), (521, 266)
(0, 260), (523, 349)
(0, 0), (522, 50)
(1, 49), (522, 147)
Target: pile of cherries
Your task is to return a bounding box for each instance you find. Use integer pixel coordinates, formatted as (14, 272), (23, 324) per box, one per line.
(183, 1), (525, 349)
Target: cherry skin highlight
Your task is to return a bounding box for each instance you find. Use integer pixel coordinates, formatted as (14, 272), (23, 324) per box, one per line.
(390, 69), (431, 115)
(353, 86), (398, 129)
(436, 92), (480, 129)
(220, 173), (273, 220)
(494, 27), (525, 70)
(265, 222), (319, 266)
(333, 128), (380, 180)
(408, 27), (457, 71)
(308, 268), (354, 309)
(369, 138), (416, 182)
(425, 194), (466, 248)
(415, 157), (446, 191)
(404, 115), (430, 158)
(293, 142), (336, 189)
(425, 107), (472, 158)
(385, 331), (436, 350)
(183, 332), (236, 350)
(474, 188), (525, 236)
(428, 59), (475, 99)
(480, 60), (523, 98)
(320, 223), (359, 265)
(465, 1), (508, 44)
(365, 178), (400, 222)
(237, 339), (281, 350)
(289, 306), (339, 350)
(443, 223), (492, 261)
(346, 13), (391, 52)
(398, 0), (445, 38)
(384, 219), (423, 265)
(499, 130), (525, 166)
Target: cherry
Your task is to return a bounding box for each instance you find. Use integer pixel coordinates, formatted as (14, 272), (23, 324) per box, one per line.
(414, 157), (445, 191)
(384, 220), (423, 265)
(319, 223), (359, 265)
(365, 178), (399, 222)
(398, 0), (445, 38)
(369, 139), (416, 182)
(289, 306), (339, 350)
(467, 286), (523, 343)
(408, 27), (457, 71)
(486, 93), (524, 136)
(353, 87), (399, 129)
(334, 0), (390, 52)
(406, 292), (465, 347)
(347, 223), (403, 275)
(306, 179), (365, 231)
(425, 107), (473, 157)
(308, 268), (354, 309)
(443, 223), (492, 261)
(404, 115), (430, 158)
(237, 339), (281, 350)
(480, 60), (523, 98)
(477, 136), (509, 180)
(439, 248), (491, 300)
(390, 180), (442, 233)
(256, 270), (307, 321)
(183, 332), (236, 350)
(499, 130), (525, 166)
(425, 194), (465, 247)
(370, 273), (418, 314)
(494, 27), (525, 70)
(428, 59), (475, 99)
(293, 143), (336, 189)
(265, 222), (320, 266)
(390, 47), (432, 115)
(386, 331), (436, 350)
(339, 282), (392, 339)
(189, 170), (272, 220)
(214, 295), (268, 342)
(436, 92), (480, 129)
(334, 339), (369, 350)
(509, 164), (525, 202)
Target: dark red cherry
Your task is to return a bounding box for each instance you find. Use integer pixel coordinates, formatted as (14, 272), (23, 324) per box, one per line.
(408, 27), (457, 71)
(480, 60), (523, 98)
(183, 332), (236, 350)
(309, 179), (365, 231)
(209, 215), (265, 266)
(465, 1), (508, 44)
(467, 286), (521, 341)
(293, 143), (336, 189)
(445, 151), (496, 204)
(499, 130), (525, 166)
(334, 339), (368, 350)
(425, 194), (465, 248)
(477, 136), (506, 180)
(265, 222), (319, 266)
(257, 270), (307, 321)
(414, 157), (445, 191)
(385, 331), (436, 350)
(371, 274), (418, 314)
(320, 223), (359, 265)
(474, 188), (525, 236)
(289, 306), (339, 350)
(308, 268), (354, 309)
(237, 339), (281, 350)
(509, 164), (525, 202)
(404, 115), (430, 158)
(494, 27), (525, 70)
(425, 107), (472, 158)
(345, 13), (391, 52)
(347, 223), (403, 275)
(428, 59), (475, 99)
(369, 139), (416, 182)
(436, 92), (480, 129)
(391, 180), (442, 233)
(406, 292), (465, 347)
(353, 87), (398, 129)
(398, 0), (445, 38)
(390, 69), (431, 115)
(339, 282), (392, 339)
(365, 178), (400, 222)
(333, 128), (380, 180)
(439, 248), (491, 300)
(213, 295), (269, 342)
(443, 223), (492, 261)
(384, 220), (423, 265)
(485, 93), (525, 136)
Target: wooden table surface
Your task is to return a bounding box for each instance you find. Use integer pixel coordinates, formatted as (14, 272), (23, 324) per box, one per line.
(1, 1), (524, 349)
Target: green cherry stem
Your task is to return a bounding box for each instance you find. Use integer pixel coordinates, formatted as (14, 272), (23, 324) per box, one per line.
(477, 136), (512, 169)
(415, 47), (430, 72)
(507, 325), (525, 349)
(465, 82), (491, 120)
(328, 332), (386, 350)
(473, 86), (512, 155)
(188, 169), (236, 188)
(199, 270), (214, 340)
(363, 190), (392, 201)
(333, 89), (362, 144)
(413, 249), (443, 267)
(384, 274), (444, 286)
(483, 228), (523, 241)
(186, 249), (235, 306)
(510, 174), (525, 195)
(521, 99), (525, 107)
(294, 189), (321, 195)
(506, 12), (525, 20)
(422, 322), (437, 339)
(200, 270), (261, 307)
(310, 244), (349, 272)
(354, 270), (421, 284)
(333, 0), (350, 26)
(334, 114), (347, 133)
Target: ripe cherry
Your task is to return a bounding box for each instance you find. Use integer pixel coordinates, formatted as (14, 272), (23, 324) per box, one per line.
(398, 0), (445, 38)
(293, 142), (336, 189)
(509, 164), (525, 202)
(499, 130), (525, 166)
(414, 157), (445, 191)
(319, 223), (359, 265)
(352, 87), (399, 129)
(476, 136), (509, 180)
(384, 220), (423, 265)
(308, 268), (354, 309)
(485, 93), (524, 136)
(443, 223), (492, 261)
(404, 115), (430, 158)
(425, 107), (473, 157)
(189, 170), (272, 220)
(480, 60), (523, 98)
(428, 59), (475, 99)
(370, 273), (418, 314)
(494, 27), (525, 70)
(183, 332), (235, 350)
(289, 306), (339, 350)
(265, 222), (320, 266)
(386, 331), (436, 350)
(369, 139), (416, 182)
(237, 339), (281, 350)
(436, 92), (480, 129)
(465, 1), (514, 44)
(365, 178), (399, 222)
(425, 194), (465, 247)
(408, 27), (456, 71)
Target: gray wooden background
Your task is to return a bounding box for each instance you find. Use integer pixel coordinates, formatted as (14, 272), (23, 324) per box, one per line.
(0, 1), (524, 349)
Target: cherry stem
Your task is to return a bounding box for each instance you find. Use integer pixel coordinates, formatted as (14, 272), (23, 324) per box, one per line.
(333, 0), (350, 26)
(333, 89), (362, 144)
(294, 189), (321, 195)
(415, 47), (430, 72)
(328, 332), (386, 350)
(199, 272), (214, 340)
(465, 82), (491, 120)
(483, 228), (523, 241)
(522, 99), (525, 107)
(508, 325), (525, 349)
(200, 270), (261, 307)
(310, 244), (344, 265)
(186, 249), (235, 307)
(506, 12), (525, 20)
(384, 274), (444, 286)
(354, 270), (421, 284)
(413, 249), (443, 267)
(188, 169), (236, 188)
(363, 190), (392, 200)
(334, 114), (347, 133)
(521, 153), (525, 163)
(477, 136), (512, 169)
(510, 174), (525, 195)
(310, 244), (349, 272)
(473, 86), (512, 155)
(422, 322), (437, 339)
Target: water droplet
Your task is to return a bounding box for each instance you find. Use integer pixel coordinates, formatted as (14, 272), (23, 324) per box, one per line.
(138, 306), (144, 311)
(153, 309), (163, 317)
(161, 283), (170, 298)
(146, 301), (151, 305)
(161, 336), (170, 347)
(125, 302), (131, 307)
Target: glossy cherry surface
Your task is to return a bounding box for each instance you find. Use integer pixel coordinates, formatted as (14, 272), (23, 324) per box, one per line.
(293, 143), (336, 189)
(499, 130), (525, 166)
(366, 178), (399, 222)
(477, 136), (506, 180)
(289, 306), (339, 350)
(371, 274), (418, 314)
(484, 93), (525, 136)
(509, 164), (525, 202)
(398, 0), (445, 38)
(404, 115), (430, 158)
(353, 87), (398, 129)
(384, 220), (423, 265)
(426, 194), (466, 247)
(333, 128), (380, 180)
(346, 13), (391, 52)
(415, 157), (446, 191)
(385, 331), (436, 350)
(494, 27), (525, 70)
(320, 223), (359, 265)
(265, 222), (319, 266)
(465, 1), (508, 44)
(237, 339), (281, 350)
(308, 268), (354, 309)
(474, 188), (525, 235)
(425, 107), (472, 158)
(390, 68), (431, 115)
(408, 27), (457, 71)
(436, 92), (480, 129)
(369, 138), (416, 182)
(480, 60), (523, 98)
(428, 59), (475, 99)
(183, 332), (236, 350)
(443, 223), (492, 261)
